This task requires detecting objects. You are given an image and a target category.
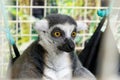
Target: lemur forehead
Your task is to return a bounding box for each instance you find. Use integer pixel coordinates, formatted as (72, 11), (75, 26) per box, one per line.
(45, 14), (77, 27)
(57, 22), (76, 28)
(51, 22), (76, 31)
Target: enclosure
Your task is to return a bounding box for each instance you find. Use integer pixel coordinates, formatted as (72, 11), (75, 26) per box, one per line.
(0, 0), (120, 79)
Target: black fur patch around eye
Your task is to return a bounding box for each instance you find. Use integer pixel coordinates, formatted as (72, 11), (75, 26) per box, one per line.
(71, 28), (77, 38)
(51, 27), (65, 38)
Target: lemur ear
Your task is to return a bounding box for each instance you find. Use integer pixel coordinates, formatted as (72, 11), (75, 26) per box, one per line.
(76, 21), (88, 32)
(34, 19), (49, 32)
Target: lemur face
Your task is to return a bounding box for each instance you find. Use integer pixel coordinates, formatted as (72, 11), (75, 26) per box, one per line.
(49, 23), (76, 52)
(34, 14), (87, 52)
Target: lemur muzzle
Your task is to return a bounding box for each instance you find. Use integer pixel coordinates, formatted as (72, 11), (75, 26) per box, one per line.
(58, 38), (75, 52)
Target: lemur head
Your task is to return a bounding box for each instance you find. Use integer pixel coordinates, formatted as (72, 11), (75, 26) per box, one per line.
(34, 14), (87, 52)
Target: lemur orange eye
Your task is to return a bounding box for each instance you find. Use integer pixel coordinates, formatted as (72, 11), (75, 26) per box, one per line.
(71, 32), (76, 37)
(54, 32), (61, 37)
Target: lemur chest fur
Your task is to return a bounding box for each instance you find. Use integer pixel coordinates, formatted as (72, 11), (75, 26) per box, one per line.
(43, 52), (72, 80)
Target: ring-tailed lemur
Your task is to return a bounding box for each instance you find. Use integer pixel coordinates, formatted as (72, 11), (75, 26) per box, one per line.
(11, 14), (96, 80)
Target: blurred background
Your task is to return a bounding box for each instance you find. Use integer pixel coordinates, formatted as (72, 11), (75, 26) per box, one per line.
(0, 0), (120, 79)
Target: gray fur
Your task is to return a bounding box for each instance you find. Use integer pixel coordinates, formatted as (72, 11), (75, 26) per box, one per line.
(70, 52), (96, 80)
(45, 14), (77, 28)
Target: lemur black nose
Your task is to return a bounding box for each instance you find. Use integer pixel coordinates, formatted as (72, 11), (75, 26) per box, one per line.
(64, 38), (75, 52)
(58, 38), (75, 52)
(65, 38), (75, 50)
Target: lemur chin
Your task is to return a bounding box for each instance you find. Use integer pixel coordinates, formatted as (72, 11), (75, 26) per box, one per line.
(11, 14), (96, 80)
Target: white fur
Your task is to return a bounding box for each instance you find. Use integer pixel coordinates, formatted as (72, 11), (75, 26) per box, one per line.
(42, 52), (72, 80)
(34, 19), (88, 33)
(34, 19), (49, 32)
(76, 21), (88, 31)
(39, 31), (58, 54)
(39, 31), (72, 80)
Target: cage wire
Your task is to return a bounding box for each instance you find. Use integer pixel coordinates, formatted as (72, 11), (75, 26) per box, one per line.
(0, 0), (120, 79)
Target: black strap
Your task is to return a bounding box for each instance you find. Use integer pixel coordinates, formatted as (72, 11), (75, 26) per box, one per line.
(78, 16), (107, 75)
(11, 44), (20, 64)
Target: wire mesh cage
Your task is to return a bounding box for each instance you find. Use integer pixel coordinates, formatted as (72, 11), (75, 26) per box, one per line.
(0, 0), (114, 79)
